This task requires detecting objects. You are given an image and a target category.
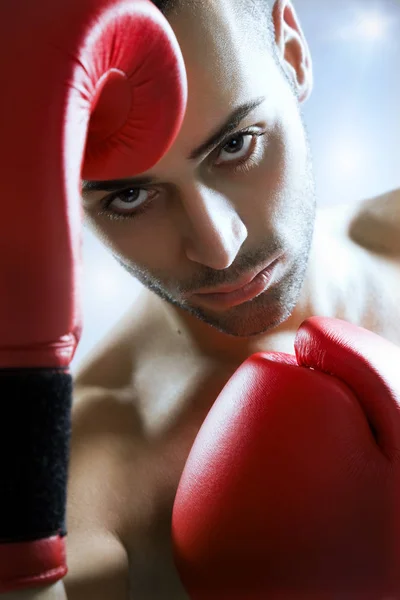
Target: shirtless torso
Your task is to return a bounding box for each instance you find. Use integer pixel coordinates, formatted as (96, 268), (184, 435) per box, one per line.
(65, 189), (400, 599)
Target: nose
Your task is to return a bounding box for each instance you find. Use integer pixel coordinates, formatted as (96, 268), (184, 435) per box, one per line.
(180, 183), (248, 270)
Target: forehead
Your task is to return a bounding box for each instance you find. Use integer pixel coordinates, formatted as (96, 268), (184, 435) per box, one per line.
(165, 1), (278, 142)
(171, 1), (268, 92)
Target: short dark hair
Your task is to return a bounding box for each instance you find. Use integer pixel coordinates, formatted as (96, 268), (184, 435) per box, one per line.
(152, 0), (274, 47)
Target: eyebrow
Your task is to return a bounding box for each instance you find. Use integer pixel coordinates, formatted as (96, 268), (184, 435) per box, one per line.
(81, 96), (266, 195)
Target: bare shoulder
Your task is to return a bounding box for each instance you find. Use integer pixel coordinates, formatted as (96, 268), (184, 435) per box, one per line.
(315, 188), (398, 251)
(314, 188), (400, 260)
(346, 188), (400, 257)
(69, 290), (156, 539)
(66, 288), (160, 599)
(313, 191), (400, 345)
(73, 286), (161, 392)
(67, 285), (186, 597)
(68, 302), (193, 598)
(65, 383), (135, 599)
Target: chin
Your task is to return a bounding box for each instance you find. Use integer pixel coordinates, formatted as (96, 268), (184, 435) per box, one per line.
(184, 287), (295, 338)
(184, 258), (308, 337)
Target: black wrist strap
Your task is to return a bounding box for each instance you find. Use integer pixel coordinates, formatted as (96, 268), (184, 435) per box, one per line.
(0, 369), (72, 543)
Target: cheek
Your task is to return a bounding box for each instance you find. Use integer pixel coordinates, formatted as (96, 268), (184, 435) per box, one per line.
(269, 116), (315, 250)
(237, 118), (311, 242)
(86, 213), (182, 276)
(229, 128), (293, 224)
(267, 111), (311, 212)
(277, 94), (310, 184)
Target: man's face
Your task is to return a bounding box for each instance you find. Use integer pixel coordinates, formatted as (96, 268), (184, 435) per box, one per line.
(82, 0), (316, 338)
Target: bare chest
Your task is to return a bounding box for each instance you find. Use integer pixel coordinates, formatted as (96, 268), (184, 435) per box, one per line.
(118, 362), (239, 599)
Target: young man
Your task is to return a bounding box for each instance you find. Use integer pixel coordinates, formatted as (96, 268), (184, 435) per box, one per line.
(65, 0), (399, 598)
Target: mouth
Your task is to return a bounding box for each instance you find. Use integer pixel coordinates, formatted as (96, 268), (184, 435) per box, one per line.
(190, 254), (282, 310)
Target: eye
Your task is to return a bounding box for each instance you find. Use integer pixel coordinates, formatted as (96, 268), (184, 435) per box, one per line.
(99, 187), (156, 220)
(214, 129), (268, 173)
(216, 132), (254, 165)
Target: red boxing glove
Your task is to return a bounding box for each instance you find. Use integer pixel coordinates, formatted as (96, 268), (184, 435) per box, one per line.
(0, 0), (186, 593)
(172, 317), (400, 599)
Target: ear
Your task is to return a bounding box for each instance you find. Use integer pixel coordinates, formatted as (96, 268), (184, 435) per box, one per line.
(272, 0), (313, 103)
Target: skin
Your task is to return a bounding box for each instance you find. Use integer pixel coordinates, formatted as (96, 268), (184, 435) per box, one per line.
(54, 1), (400, 599)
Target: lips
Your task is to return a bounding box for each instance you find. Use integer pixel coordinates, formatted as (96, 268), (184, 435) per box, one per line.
(188, 254), (282, 310)
(193, 254), (281, 296)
